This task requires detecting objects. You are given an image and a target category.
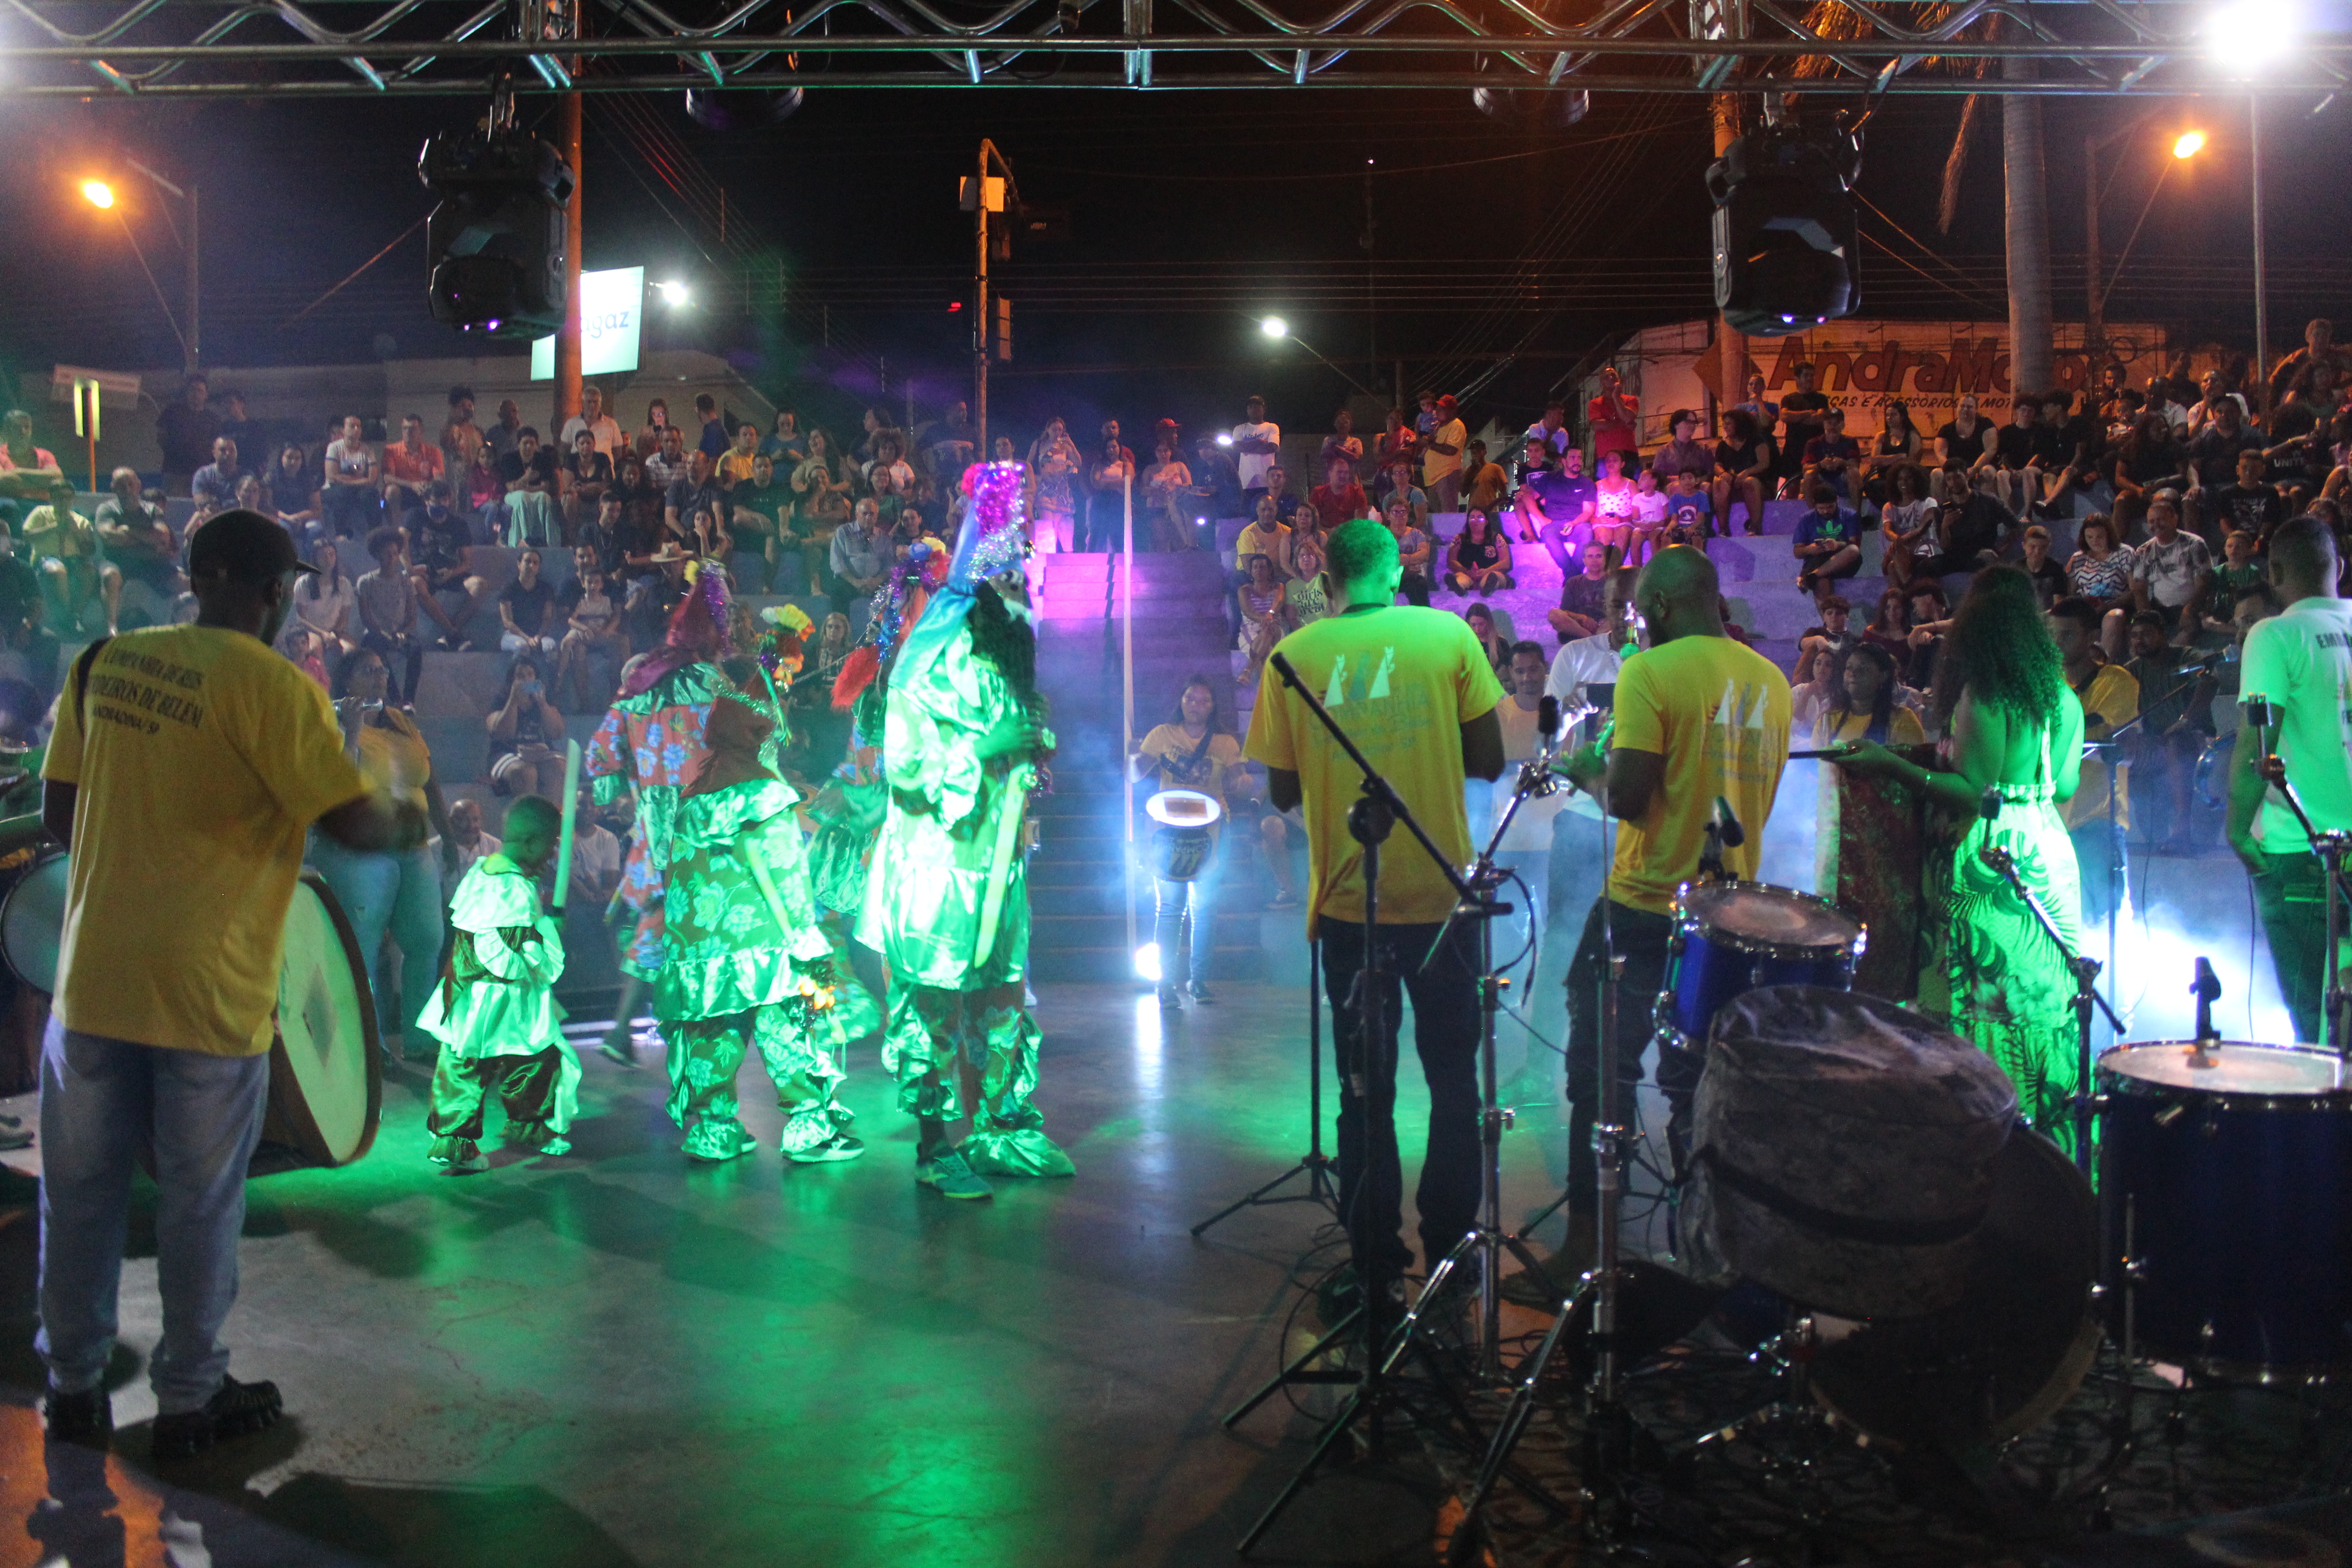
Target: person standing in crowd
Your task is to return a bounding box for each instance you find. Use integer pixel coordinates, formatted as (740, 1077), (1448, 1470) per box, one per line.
(1132, 676), (1250, 1010)
(1421, 393), (1467, 515)
(1538, 547), (1789, 1299)
(1322, 407), (1366, 479)
(154, 374), (221, 498)
(312, 647), (456, 1060)
(1245, 516), (1504, 1320)
(1524, 401), (1572, 461)
(1230, 395), (1282, 513)
(1588, 366), (1639, 469)
(1838, 568), (2088, 1151)
(693, 393), (728, 461)
(1086, 427), (1137, 552)
(2228, 517), (2352, 1046)
(0, 408), (64, 512)
(37, 508), (423, 1456)
(485, 399), (524, 466)
(321, 415), (380, 541)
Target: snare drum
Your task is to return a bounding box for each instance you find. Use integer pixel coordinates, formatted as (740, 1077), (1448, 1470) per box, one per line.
(2098, 1041), (2352, 1379)
(1662, 880), (1865, 1044)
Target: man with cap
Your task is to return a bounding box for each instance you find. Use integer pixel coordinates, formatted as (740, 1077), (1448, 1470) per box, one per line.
(35, 509), (426, 1458)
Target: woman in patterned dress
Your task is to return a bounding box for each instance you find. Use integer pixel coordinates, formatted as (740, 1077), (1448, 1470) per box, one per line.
(1828, 566), (2088, 1152)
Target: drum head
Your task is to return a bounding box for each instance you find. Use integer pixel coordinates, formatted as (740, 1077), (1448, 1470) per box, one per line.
(1146, 789), (1224, 829)
(267, 872), (382, 1167)
(0, 852), (68, 994)
(1684, 881), (1861, 949)
(2099, 1041), (2352, 1097)
(1812, 1128), (2101, 1450)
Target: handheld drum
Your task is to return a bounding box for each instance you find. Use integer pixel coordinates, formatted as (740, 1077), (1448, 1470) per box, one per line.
(1146, 789), (1224, 883)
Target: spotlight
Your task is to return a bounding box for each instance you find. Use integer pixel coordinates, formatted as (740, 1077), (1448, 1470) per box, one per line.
(419, 124), (574, 339)
(1259, 316), (1289, 339)
(684, 85), (805, 132)
(656, 279), (691, 307)
(79, 180), (116, 210)
(2174, 130), (2208, 159)
(1707, 118), (1864, 338)
(1134, 942), (1163, 982)
(2205, 0), (2299, 72)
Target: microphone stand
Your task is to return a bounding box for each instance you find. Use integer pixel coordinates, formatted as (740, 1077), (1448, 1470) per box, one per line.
(2244, 697), (2352, 1055)
(1237, 650), (1492, 1558)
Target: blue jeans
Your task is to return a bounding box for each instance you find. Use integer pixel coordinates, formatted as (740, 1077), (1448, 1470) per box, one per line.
(308, 837), (447, 1044)
(1153, 847), (1221, 990)
(37, 1023), (270, 1414)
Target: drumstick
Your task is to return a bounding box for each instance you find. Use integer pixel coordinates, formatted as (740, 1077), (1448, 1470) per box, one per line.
(551, 739), (583, 914)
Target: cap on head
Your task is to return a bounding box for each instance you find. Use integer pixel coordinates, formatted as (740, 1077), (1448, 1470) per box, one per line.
(188, 508), (312, 586)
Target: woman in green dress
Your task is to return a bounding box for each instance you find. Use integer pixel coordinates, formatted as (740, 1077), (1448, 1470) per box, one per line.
(1829, 566), (2088, 1152)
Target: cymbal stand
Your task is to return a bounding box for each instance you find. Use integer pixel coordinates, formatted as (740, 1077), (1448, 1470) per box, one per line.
(1191, 941), (1338, 1237)
(1236, 651), (1490, 1558)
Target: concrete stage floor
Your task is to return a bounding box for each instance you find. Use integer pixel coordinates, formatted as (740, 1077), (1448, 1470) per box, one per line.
(0, 980), (1583, 1568)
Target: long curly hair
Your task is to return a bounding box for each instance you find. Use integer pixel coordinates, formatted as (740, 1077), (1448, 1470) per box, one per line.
(1930, 565), (2064, 729)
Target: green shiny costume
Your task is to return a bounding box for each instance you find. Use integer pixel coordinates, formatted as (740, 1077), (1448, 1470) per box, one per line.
(855, 595), (1072, 1179)
(657, 760), (855, 1162)
(418, 856), (580, 1164)
(1916, 730), (2085, 1155)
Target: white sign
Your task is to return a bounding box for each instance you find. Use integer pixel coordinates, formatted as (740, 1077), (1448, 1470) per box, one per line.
(531, 266), (645, 381)
(48, 365), (143, 406)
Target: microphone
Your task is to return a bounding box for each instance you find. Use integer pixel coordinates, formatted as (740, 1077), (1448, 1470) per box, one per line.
(2192, 956), (2222, 1051)
(1537, 694), (1560, 746)
(1712, 796), (1745, 849)
(1979, 786), (2003, 823)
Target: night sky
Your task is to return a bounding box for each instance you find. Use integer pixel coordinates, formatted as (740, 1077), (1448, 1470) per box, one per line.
(1, 82), (2346, 439)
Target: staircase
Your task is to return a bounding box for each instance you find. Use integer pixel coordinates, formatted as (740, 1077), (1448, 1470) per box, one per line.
(1025, 548), (1263, 983)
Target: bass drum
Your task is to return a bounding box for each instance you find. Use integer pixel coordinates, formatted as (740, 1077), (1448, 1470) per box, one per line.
(0, 850), (69, 995)
(261, 872), (383, 1168)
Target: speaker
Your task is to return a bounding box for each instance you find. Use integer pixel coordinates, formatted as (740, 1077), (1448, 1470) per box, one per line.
(418, 128), (575, 339)
(1707, 122), (1862, 338)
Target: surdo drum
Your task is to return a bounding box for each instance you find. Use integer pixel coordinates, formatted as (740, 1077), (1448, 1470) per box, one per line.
(1146, 789), (1224, 884)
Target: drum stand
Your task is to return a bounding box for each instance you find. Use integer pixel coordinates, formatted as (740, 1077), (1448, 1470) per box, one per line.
(1235, 652), (1495, 1557)
(1977, 842), (2124, 1178)
(1191, 941), (1338, 1236)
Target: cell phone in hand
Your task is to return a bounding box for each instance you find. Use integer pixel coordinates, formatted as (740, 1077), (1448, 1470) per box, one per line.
(522, 679), (542, 698)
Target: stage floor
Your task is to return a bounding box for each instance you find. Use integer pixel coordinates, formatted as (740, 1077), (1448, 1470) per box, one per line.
(0, 981), (1582, 1568)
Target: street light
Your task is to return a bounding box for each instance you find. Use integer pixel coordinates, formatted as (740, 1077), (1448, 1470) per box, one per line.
(75, 161), (199, 372)
(1254, 314), (1375, 396)
(79, 180), (115, 210)
(656, 279), (691, 307)
(2173, 130), (2207, 160)
(2082, 124), (2202, 362)
(1259, 315), (1289, 339)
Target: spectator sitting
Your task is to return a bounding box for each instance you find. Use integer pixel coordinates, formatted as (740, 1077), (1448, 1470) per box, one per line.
(498, 427), (560, 548)
(21, 475), (118, 637)
(1235, 494), (1292, 578)
(1446, 505), (1514, 596)
(0, 521), (55, 696)
(1649, 407), (1715, 490)
(322, 415), (380, 540)
(486, 656), (567, 799)
(1791, 593), (1856, 690)
(626, 544), (691, 647)
(2017, 523), (2068, 608)
(1712, 406), (1775, 535)
(1235, 553), (1289, 685)
(355, 524), (426, 703)
(554, 563), (626, 710)
(729, 453), (788, 591)
(292, 538), (359, 676)
(265, 443), (320, 544)
(499, 548), (560, 657)
(2128, 496), (2214, 645)
(560, 428), (613, 540)
(1463, 602), (1511, 676)
(410, 480), (488, 650)
(1937, 483), (2017, 573)
(1284, 530), (1332, 627)
(575, 490), (630, 583)
(2064, 511), (2136, 657)
(2200, 529), (2267, 642)
(1877, 462), (1938, 590)
(645, 422), (690, 493)
(94, 465), (182, 626)
(1309, 455), (1366, 535)
(1661, 480), (1712, 549)
(445, 796), (500, 880)
(1590, 448), (1638, 560)
(663, 447), (728, 545)
(1517, 444), (1595, 569)
(1461, 441), (1511, 515)
(0, 408), (65, 511)
(1793, 483), (1864, 603)
(381, 414), (445, 525)
(828, 497), (890, 610)
(559, 384), (625, 462)
(1384, 495), (1433, 608)
(1902, 578), (1955, 687)
(1548, 539), (1615, 641)
(1801, 407), (1862, 504)
(685, 503), (734, 568)
(761, 407), (808, 468)
(191, 436), (245, 516)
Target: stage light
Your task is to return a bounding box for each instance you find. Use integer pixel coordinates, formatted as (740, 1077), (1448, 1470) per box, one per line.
(421, 125), (573, 339)
(79, 180), (115, 210)
(1215, 432), (1233, 447)
(2206, 0), (2299, 71)
(1707, 120), (1865, 338)
(1133, 942), (1163, 982)
(656, 279), (690, 307)
(2174, 130), (2208, 160)
(1259, 316), (1288, 339)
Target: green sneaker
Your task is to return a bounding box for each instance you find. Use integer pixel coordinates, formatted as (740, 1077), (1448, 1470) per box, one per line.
(788, 1132), (867, 1165)
(916, 1150), (994, 1200)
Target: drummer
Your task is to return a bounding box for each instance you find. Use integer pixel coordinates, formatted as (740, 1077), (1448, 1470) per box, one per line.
(1533, 546), (1791, 1299)
(35, 508), (425, 1457)
(1128, 675), (1252, 1011)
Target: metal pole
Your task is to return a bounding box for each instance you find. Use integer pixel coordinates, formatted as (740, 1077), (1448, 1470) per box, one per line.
(975, 140), (991, 461)
(1122, 470), (1136, 967)
(187, 184), (201, 371)
(2250, 93), (2269, 417)
(555, 89), (584, 437)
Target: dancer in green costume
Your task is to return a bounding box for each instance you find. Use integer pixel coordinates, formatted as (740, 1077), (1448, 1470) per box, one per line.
(418, 795), (581, 1173)
(1830, 565), (2088, 1152)
(857, 464), (1071, 1200)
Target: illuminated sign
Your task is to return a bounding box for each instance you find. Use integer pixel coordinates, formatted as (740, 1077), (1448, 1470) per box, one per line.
(531, 266), (645, 380)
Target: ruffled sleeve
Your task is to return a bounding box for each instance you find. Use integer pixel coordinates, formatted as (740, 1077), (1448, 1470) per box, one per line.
(587, 699), (634, 804)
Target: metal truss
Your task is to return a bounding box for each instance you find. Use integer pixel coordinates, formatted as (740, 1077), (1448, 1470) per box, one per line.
(0, 0), (2342, 98)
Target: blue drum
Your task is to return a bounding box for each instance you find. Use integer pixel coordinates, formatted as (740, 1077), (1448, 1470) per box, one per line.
(2098, 1041), (2352, 1380)
(1660, 881), (1864, 1045)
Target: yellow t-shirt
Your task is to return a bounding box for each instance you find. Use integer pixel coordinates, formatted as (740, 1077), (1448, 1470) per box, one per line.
(1607, 633), (1793, 915)
(347, 702), (434, 813)
(1137, 724), (1247, 814)
(1810, 706), (1927, 748)
(718, 451), (760, 488)
(1422, 418), (1467, 486)
(2066, 662), (2140, 832)
(44, 625), (372, 1055)
(1245, 605), (1504, 931)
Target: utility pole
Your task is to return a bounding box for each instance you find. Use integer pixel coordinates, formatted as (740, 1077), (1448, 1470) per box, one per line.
(965, 139), (1016, 459)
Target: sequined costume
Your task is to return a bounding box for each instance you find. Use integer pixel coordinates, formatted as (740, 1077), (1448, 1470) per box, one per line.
(417, 855), (580, 1165)
(656, 669), (862, 1163)
(857, 464), (1072, 1180)
(1916, 728), (2085, 1153)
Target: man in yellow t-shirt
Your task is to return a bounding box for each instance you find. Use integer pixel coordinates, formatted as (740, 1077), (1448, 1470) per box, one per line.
(35, 509), (423, 1458)
(2050, 596), (2139, 931)
(1540, 546), (1791, 1293)
(1246, 517), (1504, 1307)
